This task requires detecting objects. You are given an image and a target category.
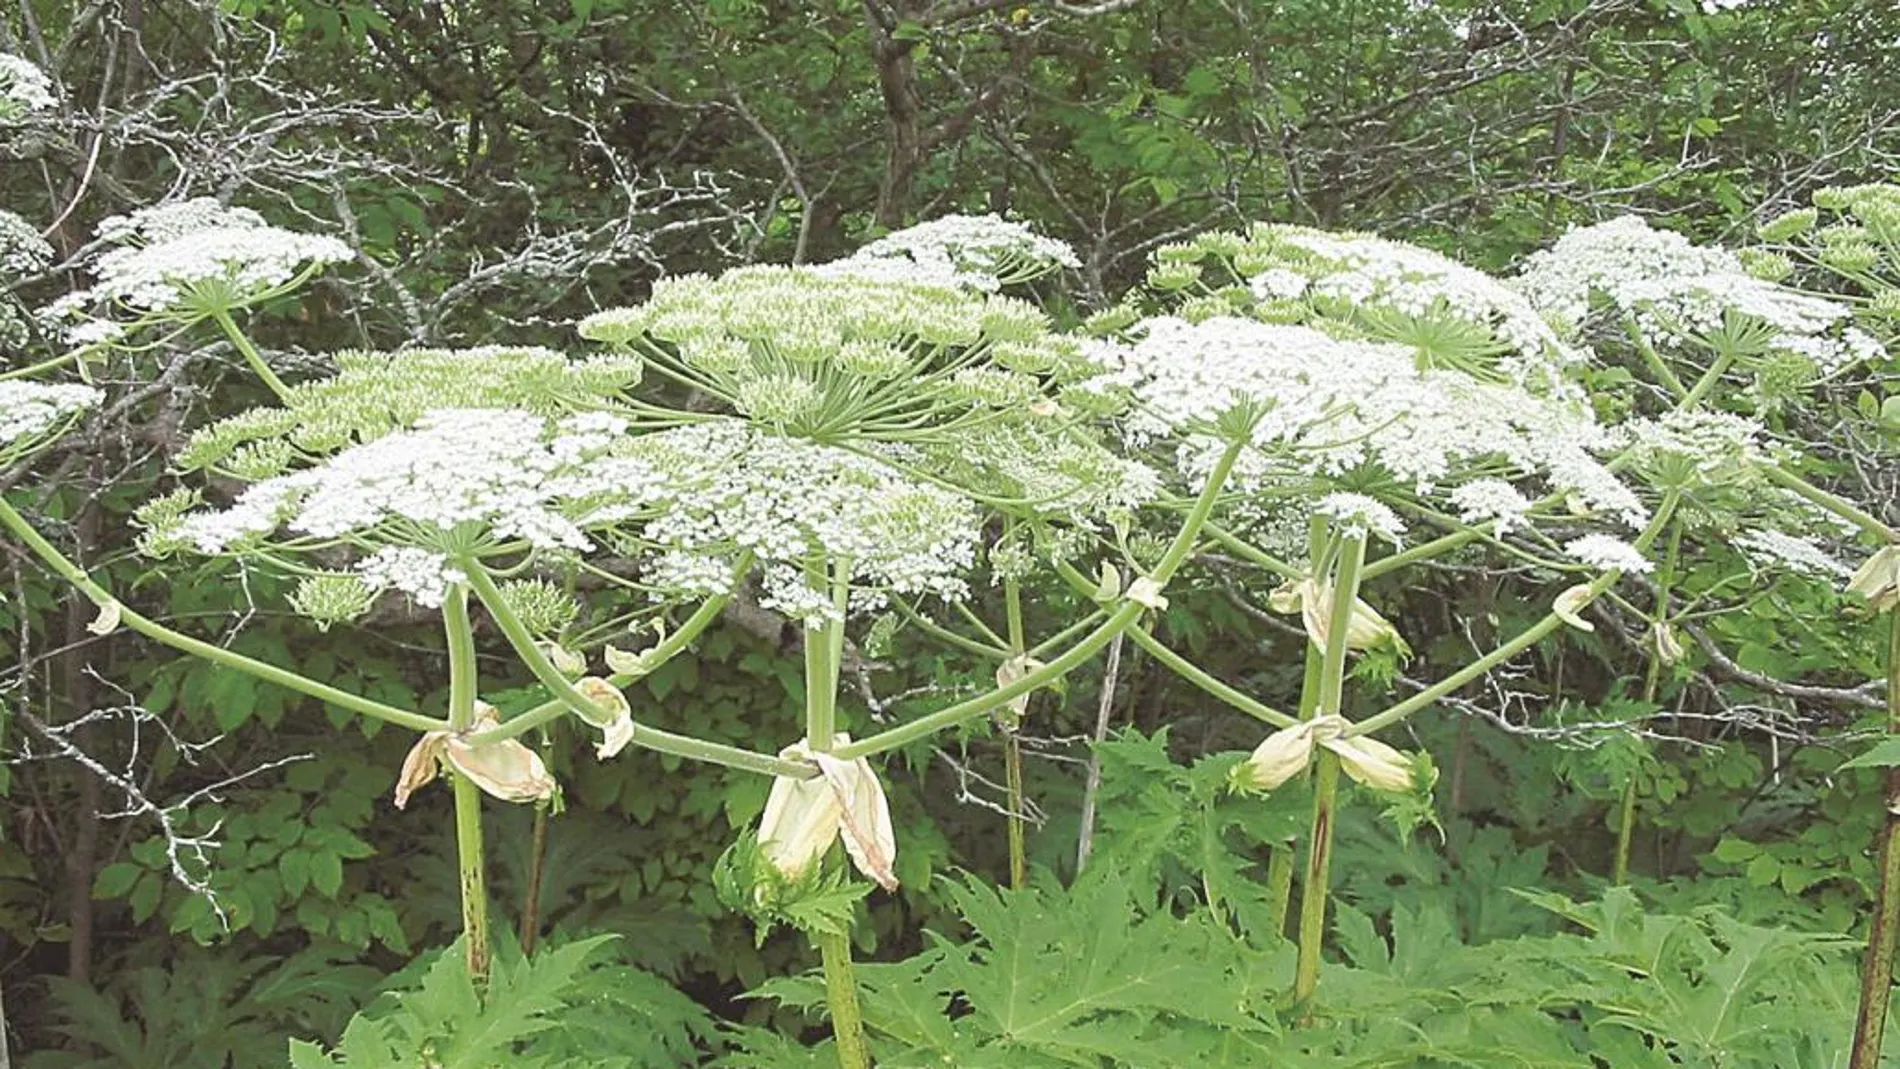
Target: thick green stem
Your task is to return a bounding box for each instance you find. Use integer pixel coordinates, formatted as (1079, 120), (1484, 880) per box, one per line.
(804, 563), (873, 1069)
(443, 586), (492, 987)
(1264, 841), (1295, 940)
(1614, 520), (1679, 885)
(1292, 530), (1367, 1009)
(804, 557), (852, 749)
(1850, 609), (1900, 1069)
(1611, 779), (1638, 886)
(1004, 571), (1029, 889)
(818, 928), (871, 1069)
(211, 309), (292, 401)
(835, 437), (1248, 761)
(1293, 751), (1342, 1008)
(0, 496), (445, 732)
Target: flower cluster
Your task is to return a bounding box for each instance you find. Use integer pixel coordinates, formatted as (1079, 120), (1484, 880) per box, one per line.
(1616, 408), (1769, 491)
(1514, 215), (1882, 379)
(177, 346), (643, 475)
(818, 213), (1080, 293)
(578, 263), (1130, 519)
(0, 53), (54, 119)
(0, 381), (102, 456)
(42, 198), (352, 329)
(623, 423), (983, 626)
(0, 209), (52, 276)
(1563, 534), (1652, 574)
(1149, 223), (1583, 392)
(145, 409), (667, 608)
(1732, 529), (1851, 579)
(1082, 315), (1643, 528)
(0, 210), (54, 349)
(579, 266), (1088, 440)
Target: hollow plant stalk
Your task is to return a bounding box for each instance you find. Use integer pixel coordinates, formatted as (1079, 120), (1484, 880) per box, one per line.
(1850, 606), (1900, 1069)
(805, 558), (871, 1069)
(441, 584), (493, 986)
(210, 309), (292, 401)
(1004, 570), (1029, 890)
(1616, 517), (1682, 885)
(1292, 526), (1368, 1008)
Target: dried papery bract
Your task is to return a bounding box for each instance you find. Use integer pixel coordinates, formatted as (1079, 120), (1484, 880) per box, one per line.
(1554, 584), (1598, 632)
(1269, 577), (1406, 654)
(573, 677), (634, 759)
(758, 736), (898, 892)
(394, 702), (557, 808)
(1850, 546), (1900, 614)
(1237, 716), (1421, 795)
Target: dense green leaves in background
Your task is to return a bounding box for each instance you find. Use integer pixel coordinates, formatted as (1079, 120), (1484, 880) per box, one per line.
(2, 0), (1898, 1065)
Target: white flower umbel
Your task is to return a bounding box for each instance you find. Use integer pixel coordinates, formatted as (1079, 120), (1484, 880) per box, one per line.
(819, 213), (1080, 292)
(1617, 408), (1769, 490)
(1085, 315), (1644, 528)
(0, 209), (53, 275)
(0, 53), (55, 119)
(1146, 223), (1578, 391)
(578, 265), (1094, 442)
(1733, 529), (1852, 579)
(1564, 534), (1653, 574)
(1314, 492), (1405, 544)
(1448, 479), (1534, 534)
(1243, 225), (1586, 391)
(48, 198), (351, 325)
(151, 409), (667, 607)
(1515, 215), (1880, 378)
(626, 422), (982, 626)
(177, 346), (644, 475)
(0, 382), (101, 459)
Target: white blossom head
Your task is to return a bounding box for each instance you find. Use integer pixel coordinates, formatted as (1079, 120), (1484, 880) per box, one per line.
(0, 210), (55, 350)
(0, 381), (101, 462)
(1142, 223), (1584, 393)
(577, 264), (1124, 519)
(1080, 315), (1644, 535)
(1564, 534), (1652, 574)
(176, 346), (643, 475)
(141, 408), (667, 612)
(1514, 215), (1883, 384)
(580, 265), (1090, 434)
(818, 213), (1080, 292)
(0, 54), (55, 121)
(44, 198), (351, 332)
(1617, 408), (1769, 492)
(0, 209), (53, 277)
(1732, 529), (1852, 580)
(622, 423), (983, 628)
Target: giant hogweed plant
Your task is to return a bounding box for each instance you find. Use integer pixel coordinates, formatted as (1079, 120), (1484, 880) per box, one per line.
(3, 139), (1898, 1064)
(1, 205), (1212, 1066)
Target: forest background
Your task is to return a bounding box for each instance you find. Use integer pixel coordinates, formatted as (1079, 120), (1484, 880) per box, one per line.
(2, 0), (1899, 1065)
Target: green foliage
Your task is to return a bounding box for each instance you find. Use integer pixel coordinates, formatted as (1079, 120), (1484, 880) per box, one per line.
(744, 867), (1290, 1066)
(288, 936), (716, 1068)
(22, 946), (379, 1069)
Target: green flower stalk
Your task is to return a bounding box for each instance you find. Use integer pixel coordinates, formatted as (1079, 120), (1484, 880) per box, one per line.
(441, 584), (493, 985)
(1851, 606), (1900, 1069)
(1292, 528), (1367, 1008)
